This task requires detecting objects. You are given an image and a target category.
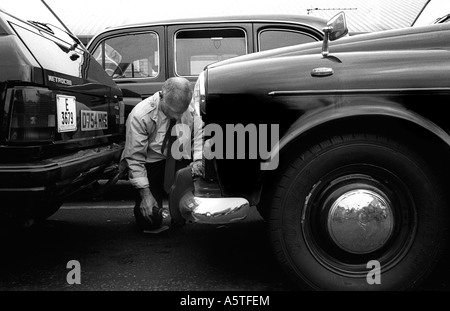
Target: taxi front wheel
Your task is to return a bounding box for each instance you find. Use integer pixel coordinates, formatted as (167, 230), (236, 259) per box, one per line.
(269, 133), (448, 290)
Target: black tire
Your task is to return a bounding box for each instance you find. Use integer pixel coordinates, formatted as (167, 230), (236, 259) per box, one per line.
(33, 200), (63, 221)
(269, 133), (448, 290)
(0, 199), (62, 229)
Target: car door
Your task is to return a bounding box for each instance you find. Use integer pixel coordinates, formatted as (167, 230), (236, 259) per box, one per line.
(89, 26), (165, 101)
(253, 22), (323, 52)
(167, 22), (253, 85)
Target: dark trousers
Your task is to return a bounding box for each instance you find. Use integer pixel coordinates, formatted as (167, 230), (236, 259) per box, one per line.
(133, 159), (191, 229)
(134, 159), (191, 211)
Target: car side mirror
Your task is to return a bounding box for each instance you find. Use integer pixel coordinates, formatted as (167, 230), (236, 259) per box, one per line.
(322, 12), (348, 57)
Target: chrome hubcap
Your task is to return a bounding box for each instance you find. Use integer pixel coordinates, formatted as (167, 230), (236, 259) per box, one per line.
(327, 189), (394, 254)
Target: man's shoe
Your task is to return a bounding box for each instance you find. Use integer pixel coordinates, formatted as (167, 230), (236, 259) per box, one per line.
(134, 203), (162, 231)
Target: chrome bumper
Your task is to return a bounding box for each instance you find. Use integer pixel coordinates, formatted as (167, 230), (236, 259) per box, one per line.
(169, 167), (250, 226)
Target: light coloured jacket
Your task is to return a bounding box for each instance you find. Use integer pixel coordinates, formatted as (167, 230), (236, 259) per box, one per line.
(120, 92), (203, 189)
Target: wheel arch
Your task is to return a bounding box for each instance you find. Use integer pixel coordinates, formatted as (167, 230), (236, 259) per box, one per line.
(257, 104), (450, 213)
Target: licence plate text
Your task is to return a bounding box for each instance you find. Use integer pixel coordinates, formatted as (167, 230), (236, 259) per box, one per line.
(57, 95), (77, 133)
(81, 110), (108, 131)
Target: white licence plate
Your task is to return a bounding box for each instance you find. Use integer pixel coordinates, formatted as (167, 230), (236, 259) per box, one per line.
(81, 110), (108, 131)
(56, 95), (77, 133)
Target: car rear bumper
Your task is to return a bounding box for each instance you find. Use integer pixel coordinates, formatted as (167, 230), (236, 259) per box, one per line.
(0, 143), (123, 198)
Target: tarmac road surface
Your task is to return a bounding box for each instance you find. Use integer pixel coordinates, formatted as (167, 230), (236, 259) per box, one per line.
(0, 182), (292, 291)
(0, 181), (449, 292)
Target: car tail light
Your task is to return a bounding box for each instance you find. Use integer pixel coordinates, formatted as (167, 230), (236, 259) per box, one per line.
(8, 87), (56, 142)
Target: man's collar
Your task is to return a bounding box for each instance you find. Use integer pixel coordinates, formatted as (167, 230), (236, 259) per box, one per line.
(155, 93), (169, 122)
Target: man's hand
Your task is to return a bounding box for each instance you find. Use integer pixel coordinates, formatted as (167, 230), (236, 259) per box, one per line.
(138, 188), (158, 222)
(190, 160), (203, 177)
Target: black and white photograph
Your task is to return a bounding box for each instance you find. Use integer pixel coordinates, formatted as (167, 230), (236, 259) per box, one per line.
(1, 0), (450, 302)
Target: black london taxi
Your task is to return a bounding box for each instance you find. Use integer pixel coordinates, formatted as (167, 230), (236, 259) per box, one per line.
(0, 1), (124, 225)
(168, 10), (450, 291)
(86, 14), (328, 114)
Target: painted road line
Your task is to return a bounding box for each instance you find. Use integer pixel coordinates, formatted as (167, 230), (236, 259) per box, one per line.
(61, 201), (169, 210)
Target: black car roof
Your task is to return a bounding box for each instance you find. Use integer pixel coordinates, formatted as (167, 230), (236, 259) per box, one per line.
(99, 14), (327, 33)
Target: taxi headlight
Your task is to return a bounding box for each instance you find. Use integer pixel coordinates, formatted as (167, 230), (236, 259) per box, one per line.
(192, 71), (206, 117)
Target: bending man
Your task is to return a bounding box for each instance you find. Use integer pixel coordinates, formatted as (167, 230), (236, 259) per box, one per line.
(121, 77), (203, 230)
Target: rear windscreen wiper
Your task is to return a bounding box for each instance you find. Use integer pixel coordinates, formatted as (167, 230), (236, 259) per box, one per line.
(27, 20), (54, 34)
(40, 0), (87, 53)
(432, 13), (450, 24)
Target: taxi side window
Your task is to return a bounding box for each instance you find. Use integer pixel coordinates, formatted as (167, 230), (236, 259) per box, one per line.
(175, 28), (247, 77)
(92, 32), (160, 79)
(258, 29), (317, 51)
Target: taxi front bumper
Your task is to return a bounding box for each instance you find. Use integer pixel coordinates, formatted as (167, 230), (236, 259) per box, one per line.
(169, 167), (250, 226)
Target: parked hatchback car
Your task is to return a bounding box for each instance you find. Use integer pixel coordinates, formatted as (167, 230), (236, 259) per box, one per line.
(86, 14), (327, 113)
(0, 1), (125, 225)
(169, 12), (450, 291)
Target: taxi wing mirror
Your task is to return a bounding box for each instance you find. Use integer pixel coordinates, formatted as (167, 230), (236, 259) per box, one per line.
(322, 12), (348, 57)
